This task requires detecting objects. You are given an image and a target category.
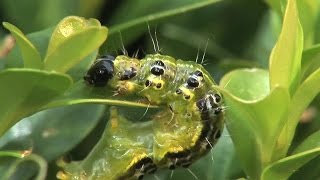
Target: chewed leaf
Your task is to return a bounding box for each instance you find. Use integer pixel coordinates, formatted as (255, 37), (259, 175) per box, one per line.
(3, 22), (42, 69)
(44, 16), (108, 73)
(0, 68), (72, 136)
(261, 148), (320, 180)
(269, 0), (303, 94)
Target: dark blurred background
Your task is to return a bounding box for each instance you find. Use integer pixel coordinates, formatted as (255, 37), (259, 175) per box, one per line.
(0, 0), (273, 80)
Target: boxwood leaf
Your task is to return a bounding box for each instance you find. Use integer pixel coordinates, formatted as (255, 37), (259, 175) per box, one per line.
(301, 44), (320, 79)
(3, 22), (42, 69)
(281, 68), (320, 154)
(44, 16), (108, 73)
(0, 68), (72, 137)
(219, 68), (290, 179)
(293, 130), (320, 154)
(269, 0), (303, 94)
(261, 148), (320, 180)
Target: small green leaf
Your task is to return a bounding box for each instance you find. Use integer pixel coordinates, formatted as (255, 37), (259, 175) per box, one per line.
(0, 68), (72, 137)
(261, 148), (320, 180)
(46, 16), (99, 55)
(219, 68), (290, 179)
(44, 16), (108, 73)
(5, 26), (96, 81)
(296, 0), (319, 47)
(269, 0), (303, 94)
(2, 22), (42, 69)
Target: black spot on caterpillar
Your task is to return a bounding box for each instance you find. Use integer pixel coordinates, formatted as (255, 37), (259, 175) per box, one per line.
(58, 53), (224, 180)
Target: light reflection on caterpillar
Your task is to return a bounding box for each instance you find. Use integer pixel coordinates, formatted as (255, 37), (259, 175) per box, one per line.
(58, 53), (224, 180)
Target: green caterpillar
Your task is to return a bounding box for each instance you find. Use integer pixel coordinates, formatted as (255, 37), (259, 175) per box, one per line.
(58, 53), (224, 180)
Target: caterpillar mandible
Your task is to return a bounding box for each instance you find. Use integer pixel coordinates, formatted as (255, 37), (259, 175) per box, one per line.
(58, 53), (224, 180)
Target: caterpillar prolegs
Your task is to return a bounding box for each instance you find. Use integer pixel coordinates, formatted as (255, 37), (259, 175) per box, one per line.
(58, 53), (224, 179)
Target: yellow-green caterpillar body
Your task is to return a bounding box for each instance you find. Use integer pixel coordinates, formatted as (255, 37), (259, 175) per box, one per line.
(58, 53), (224, 180)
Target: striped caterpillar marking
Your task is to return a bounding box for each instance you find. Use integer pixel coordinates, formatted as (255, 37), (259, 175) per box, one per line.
(58, 54), (224, 179)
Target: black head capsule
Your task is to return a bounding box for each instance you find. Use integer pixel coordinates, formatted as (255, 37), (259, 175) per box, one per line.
(84, 55), (115, 87)
(120, 67), (137, 80)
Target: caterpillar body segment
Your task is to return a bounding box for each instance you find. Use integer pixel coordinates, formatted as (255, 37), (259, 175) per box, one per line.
(58, 107), (155, 180)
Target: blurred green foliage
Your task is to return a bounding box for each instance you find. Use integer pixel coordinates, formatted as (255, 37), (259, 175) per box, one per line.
(1, 0), (320, 179)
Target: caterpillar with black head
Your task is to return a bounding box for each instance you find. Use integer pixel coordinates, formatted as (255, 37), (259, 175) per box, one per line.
(58, 53), (224, 180)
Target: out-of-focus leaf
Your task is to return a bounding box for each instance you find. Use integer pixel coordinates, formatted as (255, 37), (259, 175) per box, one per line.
(264, 0), (286, 15)
(288, 130), (320, 179)
(3, 22), (42, 69)
(301, 44), (320, 80)
(289, 155), (320, 180)
(78, 0), (105, 17)
(296, 0), (319, 47)
(4, 154), (47, 180)
(269, 0), (303, 94)
(5, 28), (54, 69)
(66, 50), (97, 82)
(245, 9), (281, 68)
(160, 23), (233, 60)
(280, 68), (320, 155)
(44, 16), (108, 72)
(5, 26), (97, 81)
(0, 68), (72, 136)
(0, 58), (4, 70)
(101, 0), (221, 53)
(0, 104), (105, 161)
(293, 130), (320, 154)
(261, 148), (320, 180)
